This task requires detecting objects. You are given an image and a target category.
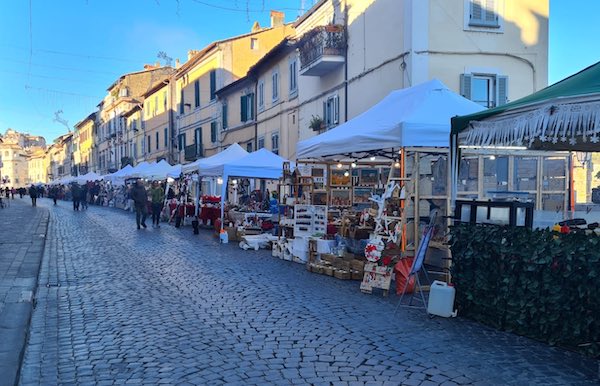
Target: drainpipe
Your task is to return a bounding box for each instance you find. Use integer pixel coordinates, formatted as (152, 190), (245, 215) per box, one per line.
(253, 79), (258, 150)
(344, 0), (349, 122)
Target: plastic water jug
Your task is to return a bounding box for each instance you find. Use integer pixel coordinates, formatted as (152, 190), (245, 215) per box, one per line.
(427, 280), (457, 317)
(219, 230), (229, 244)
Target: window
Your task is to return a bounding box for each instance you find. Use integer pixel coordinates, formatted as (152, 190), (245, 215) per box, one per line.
(258, 137), (265, 149)
(194, 80), (200, 108)
(246, 142), (253, 152)
(179, 88), (185, 114)
(258, 80), (265, 110)
(460, 73), (508, 108)
(210, 70), (217, 101)
(155, 132), (159, 150)
(272, 70), (279, 101)
(163, 91), (167, 109)
(271, 133), (279, 155)
(241, 93), (255, 122)
(289, 58), (297, 94)
(164, 128), (168, 149)
(147, 135), (151, 154)
(468, 0), (500, 28)
(250, 38), (259, 50)
(210, 121), (217, 143)
(222, 104), (228, 130)
(178, 134), (186, 150)
(194, 127), (202, 154)
(323, 94), (340, 128)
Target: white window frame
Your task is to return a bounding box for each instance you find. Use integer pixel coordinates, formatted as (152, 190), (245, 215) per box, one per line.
(258, 80), (265, 111)
(323, 94), (340, 128)
(460, 68), (508, 108)
(464, 0), (504, 32)
(272, 69), (279, 103)
(258, 136), (265, 150)
(250, 38), (259, 50)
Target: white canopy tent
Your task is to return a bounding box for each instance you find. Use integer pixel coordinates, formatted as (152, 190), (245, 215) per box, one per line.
(296, 79), (485, 160)
(138, 159), (176, 180)
(126, 161), (153, 179)
(74, 172), (103, 184)
(166, 164), (182, 179)
(219, 148), (291, 229)
(180, 143), (249, 176)
(104, 164), (134, 185)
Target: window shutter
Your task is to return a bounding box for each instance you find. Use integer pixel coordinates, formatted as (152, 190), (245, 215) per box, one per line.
(497, 75), (508, 106)
(460, 74), (473, 100)
(210, 70), (217, 100)
(180, 89), (185, 114)
(222, 104), (228, 129)
(241, 95), (247, 122)
(156, 132), (159, 150)
(323, 100), (327, 127)
(333, 95), (340, 124)
(485, 0), (497, 23)
(194, 80), (200, 108)
(249, 93), (255, 120)
(211, 121), (217, 143)
(470, 0), (484, 23)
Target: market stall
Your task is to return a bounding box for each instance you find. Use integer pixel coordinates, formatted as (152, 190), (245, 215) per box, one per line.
(295, 79), (486, 287)
(449, 62), (600, 357)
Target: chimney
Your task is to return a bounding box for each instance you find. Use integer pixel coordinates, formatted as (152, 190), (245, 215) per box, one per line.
(156, 61), (161, 67)
(270, 10), (284, 28)
(175, 58), (181, 69)
(188, 50), (199, 60)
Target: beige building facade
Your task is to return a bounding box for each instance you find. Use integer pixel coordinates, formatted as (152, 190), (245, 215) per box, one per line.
(175, 12), (295, 162)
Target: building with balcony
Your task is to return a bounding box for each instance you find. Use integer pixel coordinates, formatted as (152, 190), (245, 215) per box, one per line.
(73, 112), (96, 176)
(140, 78), (176, 164)
(175, 10), (294, 161)
(293, 0), (548, 144)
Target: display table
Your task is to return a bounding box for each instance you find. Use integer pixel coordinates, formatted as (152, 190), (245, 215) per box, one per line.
(168, 202), (196, 217)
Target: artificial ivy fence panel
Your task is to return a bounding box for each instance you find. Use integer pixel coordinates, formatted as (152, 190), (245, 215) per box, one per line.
(450, 224), (600, 358)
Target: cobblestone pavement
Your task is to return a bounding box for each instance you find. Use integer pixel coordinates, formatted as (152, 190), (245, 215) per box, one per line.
(17, 199), (599, 385)
(0, 198), (48, 386)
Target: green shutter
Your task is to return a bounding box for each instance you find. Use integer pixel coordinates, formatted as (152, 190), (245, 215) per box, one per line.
(222, 104), (228, 129)
(210, 70), (217, 100)
(211, 121), (217, 143)
(180, 89), (184, 114)
(194, 80), (200, 108)
(249, 93), (254, 120)
(241, 95), (247, 122)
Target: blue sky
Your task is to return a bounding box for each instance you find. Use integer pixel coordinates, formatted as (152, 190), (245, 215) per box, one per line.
(0, 0), (598, 143)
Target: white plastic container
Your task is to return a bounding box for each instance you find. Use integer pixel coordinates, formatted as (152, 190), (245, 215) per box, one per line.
(219, 231), (229, 244)
(427, 280), (456, 317)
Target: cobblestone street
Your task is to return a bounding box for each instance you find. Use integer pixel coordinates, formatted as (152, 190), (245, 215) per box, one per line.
(13, 199), (599, 385)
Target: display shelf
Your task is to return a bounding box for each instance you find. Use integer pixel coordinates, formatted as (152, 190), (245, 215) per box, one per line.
(294, 204), (328, 237)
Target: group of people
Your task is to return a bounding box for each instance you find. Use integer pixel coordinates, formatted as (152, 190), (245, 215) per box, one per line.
(130, 180), (165, 229)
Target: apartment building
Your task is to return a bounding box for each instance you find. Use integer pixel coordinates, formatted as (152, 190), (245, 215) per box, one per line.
(293, 0), (548, 143)
(95, 65), (174, 174)
(73, 112), (96, 175)
(140, 80), (175, 163)
(175, 11), (294, 162)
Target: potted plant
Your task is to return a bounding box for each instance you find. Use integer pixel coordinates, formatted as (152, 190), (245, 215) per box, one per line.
(309, 115), (325, 131)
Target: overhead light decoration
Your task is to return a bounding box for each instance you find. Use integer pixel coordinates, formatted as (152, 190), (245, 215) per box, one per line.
(343, 171), (349, 177)
(394, 160), (400, 168)
(336, 162), (343, 168)
(217, 177), (223, 184)
(232, 179), (238, 185)
(489, 155), (496, 160)
(369, 156), (376, 161)
(351, 161), (357, 168)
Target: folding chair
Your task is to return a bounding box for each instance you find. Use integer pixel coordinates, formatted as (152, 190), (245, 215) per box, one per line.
(394, 211), (438, 313)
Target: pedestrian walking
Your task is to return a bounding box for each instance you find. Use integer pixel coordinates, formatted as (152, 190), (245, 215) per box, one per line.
(50, 186), (58, 206)
(5, 187), (9, 199)
(28, 185), (38, 207)
(81, 184), (89, 210)
(150, 181), (165, 228)
(131, 179), (148, 229)
(10, 187), (15, 199)
(71, 183), (81, 211)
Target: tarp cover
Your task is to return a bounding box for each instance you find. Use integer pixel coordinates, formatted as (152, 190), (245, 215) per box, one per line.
(104, 164), (134, 185)
(296, 79), (485, 159)
(138, 159), (175, 180)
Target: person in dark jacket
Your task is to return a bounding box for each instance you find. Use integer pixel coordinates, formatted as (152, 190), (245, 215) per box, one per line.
(71, 183), (81, 211)
(150, 181), (165, 228)
(131, 180), (148, 229)
(28, 185), (38, 207)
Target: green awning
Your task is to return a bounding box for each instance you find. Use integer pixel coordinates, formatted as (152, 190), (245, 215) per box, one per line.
(451, 61), (600, 137)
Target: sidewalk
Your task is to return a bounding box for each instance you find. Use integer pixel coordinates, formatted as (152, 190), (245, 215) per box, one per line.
(0, 198), (49, 386)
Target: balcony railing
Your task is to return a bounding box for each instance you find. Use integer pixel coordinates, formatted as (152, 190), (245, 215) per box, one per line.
(184, 143), (203, 161)
(298, 25), (346, 76)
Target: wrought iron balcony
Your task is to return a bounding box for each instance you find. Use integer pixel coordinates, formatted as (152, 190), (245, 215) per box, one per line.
(298, 25), (346, 76)
(184, 143), (203, 161)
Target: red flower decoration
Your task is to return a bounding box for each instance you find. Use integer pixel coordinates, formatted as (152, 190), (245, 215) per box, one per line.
(382, 256), (392, 266)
